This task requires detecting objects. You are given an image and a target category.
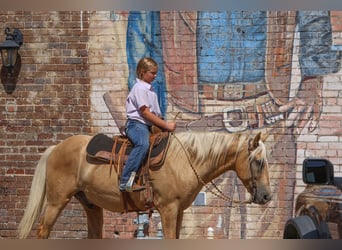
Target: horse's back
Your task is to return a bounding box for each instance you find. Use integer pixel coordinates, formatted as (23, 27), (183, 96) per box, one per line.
(58, 134), (92, 146)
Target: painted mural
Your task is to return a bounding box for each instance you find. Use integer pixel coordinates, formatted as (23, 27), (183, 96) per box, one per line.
(99, 11), (342, 238)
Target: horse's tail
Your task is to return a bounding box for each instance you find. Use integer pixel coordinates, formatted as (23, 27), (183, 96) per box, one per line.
(18, 145), (56, 239)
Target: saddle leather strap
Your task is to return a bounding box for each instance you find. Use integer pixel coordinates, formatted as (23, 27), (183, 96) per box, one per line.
(112, 136), (121, 175)
(121, 192), (141, 213)
(141, 135), (157, 207)
(117, 138), (129, 178)
(122, 192), (128, 212)
(109, 137), (118, 171)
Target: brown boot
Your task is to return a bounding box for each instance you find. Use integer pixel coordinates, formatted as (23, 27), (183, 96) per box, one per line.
(127, 183), (146, 192)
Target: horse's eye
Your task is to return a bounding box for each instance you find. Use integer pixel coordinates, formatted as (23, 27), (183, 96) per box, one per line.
(255, 159), (263, 168)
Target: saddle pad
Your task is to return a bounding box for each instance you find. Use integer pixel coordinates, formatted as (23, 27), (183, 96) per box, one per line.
(86, 133), (115, 156)
(86, 132), (170, 167)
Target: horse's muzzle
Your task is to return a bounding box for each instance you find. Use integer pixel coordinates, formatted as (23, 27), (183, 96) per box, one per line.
(251, 184), (272, 204)
(254, 192), (272, 205)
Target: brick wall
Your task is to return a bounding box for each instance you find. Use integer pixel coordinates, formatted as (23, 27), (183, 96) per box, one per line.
(0, 11), (92, 238)
(1, 10), (342, 239)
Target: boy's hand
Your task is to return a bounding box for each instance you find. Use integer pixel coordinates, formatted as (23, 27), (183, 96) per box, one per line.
(165, 121), (176, 132)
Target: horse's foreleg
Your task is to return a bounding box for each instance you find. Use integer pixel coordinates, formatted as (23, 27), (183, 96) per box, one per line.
(159, 205), (181, 239)
(176, 211), (184, 239)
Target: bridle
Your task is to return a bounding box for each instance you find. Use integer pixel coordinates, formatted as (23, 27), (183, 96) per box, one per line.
(248, 162), (258, 204)
(247, 137), (259, 204)
(173, 133), (260, 205)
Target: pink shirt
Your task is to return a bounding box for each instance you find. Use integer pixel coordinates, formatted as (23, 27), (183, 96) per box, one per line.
(126, 78), (161, 125)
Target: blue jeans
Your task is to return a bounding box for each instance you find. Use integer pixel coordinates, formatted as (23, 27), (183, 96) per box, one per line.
(120, 119), (150, 184)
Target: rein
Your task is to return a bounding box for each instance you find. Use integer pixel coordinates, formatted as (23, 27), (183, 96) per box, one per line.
(172, 133), (256, 206)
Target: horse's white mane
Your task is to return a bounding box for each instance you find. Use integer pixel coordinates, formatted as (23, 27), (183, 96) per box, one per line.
(171, 131), (254, 167)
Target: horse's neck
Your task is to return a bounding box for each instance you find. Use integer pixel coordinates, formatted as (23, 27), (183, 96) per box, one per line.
(175, 132), (244, 182)
(200, 148), (240, 183)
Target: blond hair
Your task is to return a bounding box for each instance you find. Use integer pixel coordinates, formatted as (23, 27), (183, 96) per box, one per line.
(136, 57), (158, 79)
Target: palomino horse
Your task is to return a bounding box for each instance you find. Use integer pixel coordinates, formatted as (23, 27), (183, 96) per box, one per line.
(18, 131), (271, 239)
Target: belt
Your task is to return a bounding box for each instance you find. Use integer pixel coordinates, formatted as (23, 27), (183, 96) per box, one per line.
(188, 93), (285, 133)
(199, 81), (268, 101)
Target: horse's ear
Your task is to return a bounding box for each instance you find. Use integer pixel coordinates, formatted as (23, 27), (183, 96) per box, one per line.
(260, 132), (269, 142)
(249, 132), (261, 151)
(249, 132), (268, 151)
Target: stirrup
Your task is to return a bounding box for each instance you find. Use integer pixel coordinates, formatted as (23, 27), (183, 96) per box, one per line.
(126, 183), (146, 192)
(120, 172), (146, 192)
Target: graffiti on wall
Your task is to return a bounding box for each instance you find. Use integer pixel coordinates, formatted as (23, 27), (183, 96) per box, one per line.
(103, 11), (342, 238)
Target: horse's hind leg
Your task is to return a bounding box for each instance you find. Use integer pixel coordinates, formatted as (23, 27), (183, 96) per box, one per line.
(75, 192), (103, 239)
(37, 199), (71, 239)
(83, 205), (103, 238)
(38, 183), (76, 238)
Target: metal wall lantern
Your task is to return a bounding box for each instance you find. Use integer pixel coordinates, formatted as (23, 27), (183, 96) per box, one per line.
(0, 27), (23, 94)
(0, 27), (23, 68)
